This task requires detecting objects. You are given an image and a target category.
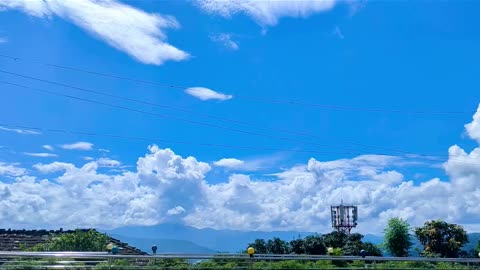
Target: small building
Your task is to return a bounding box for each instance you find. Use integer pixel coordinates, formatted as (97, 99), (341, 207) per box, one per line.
(0, 228), (147, 255)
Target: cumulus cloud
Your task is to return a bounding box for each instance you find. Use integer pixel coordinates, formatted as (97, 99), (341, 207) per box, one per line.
(185, 87), (233, 101)
(0, 144), (477, 233)
(24, 152), (58, 158)
(96, 158), (121, 167)
(196, 0), (336, 26)
(1, 146), (210, 228)
(167, 206), (186, 216)
(0, 126), (41, 135)
(0, 162), (26, 177)
(213, 154), (285, 171)
(42, 145), (54, 151)
(465, 104), (480, 144)
(34, 162), (76, 174)
(60, 142), (94, 151)
(213, 158), (245, 169)
(210, 33), (239, 50)
(2, 105), (480, 232)
(0, 0), (189, 65)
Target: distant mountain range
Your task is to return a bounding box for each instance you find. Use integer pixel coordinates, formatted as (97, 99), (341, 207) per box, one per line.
(103, 223), (313, 253)
(108, 234), (217, 254)
(102, 223), (479, 255)
(464, 233), (480, 252)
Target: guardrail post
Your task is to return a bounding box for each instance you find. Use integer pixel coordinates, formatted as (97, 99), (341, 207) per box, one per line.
(372, 260), (376, 269)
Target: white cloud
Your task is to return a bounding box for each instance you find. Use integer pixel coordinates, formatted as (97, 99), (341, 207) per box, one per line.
(0, 144), (476, 233)
(2, 105), (480, 232)
(0, 37), (7, 43)
(0, 162), (26, 177)
(99, 148), (110, 153)
(0, 0), (189, 65)
(167, 206), (186, 216)
(0, 126), (41, 135)
(97, 158), (121, 167)
(465, 104), (480, 144)
(60, 142), (94, 151)
(214, 154), (285, 171)
(185, 87), (233, 101)
(42, 145), (54, 151)
(0, 0), (50, 16)
(34, 162), (76, 174)
(196, 0), (336, 26)
(2, 146), (211, 228)
(214, 158), (245, 169)
(83, 157), (95, 161)
(210, 33), (239, 50)
(24, 152), (58, 158)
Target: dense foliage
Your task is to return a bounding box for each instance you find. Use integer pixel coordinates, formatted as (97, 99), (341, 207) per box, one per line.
(414, 219), (469, 258)
(245, 218), (477, 259)
(383, 217), (413, 257)
(8, 218), (479, 270)
(27, 229), (110, 252)
(247, 231), (381, 257)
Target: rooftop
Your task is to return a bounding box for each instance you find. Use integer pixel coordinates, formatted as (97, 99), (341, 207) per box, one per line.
(0, 229), (147, 256)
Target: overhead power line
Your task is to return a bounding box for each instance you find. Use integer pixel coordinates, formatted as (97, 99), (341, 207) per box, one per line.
(0, 80), (369, 153)
(1, 123), (478, 166)
(0, 69), (426, 156)
(0, 53), (473, 115)
(0, 123), (356, 155)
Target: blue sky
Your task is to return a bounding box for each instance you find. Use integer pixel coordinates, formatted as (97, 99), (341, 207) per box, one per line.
(0, 0), (480, 234)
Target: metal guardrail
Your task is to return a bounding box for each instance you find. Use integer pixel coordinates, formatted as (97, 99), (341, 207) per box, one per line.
(0, 252), (479, 269)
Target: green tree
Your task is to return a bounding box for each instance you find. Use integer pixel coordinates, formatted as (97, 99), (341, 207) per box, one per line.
(303, 235), (326, 255)
(362, 242), (382, 257)
(30, 229), (109, 252)
(383, 217), (413, 257)
(247, 239), (267, 254)
(266, 237), (290, 254)
(323, 231), (348, 248)
(289, 238), (305, 254)
(414, 219), (469, 258)
(342, 234), (364, 256)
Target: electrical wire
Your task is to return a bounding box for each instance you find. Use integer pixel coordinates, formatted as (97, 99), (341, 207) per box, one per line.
(1, 123), (479, 166)
(0, 80), (368, 153)
(0, 53), (473, 115)
(0, 123), (355, 155)
(0, 69), (428, 156)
